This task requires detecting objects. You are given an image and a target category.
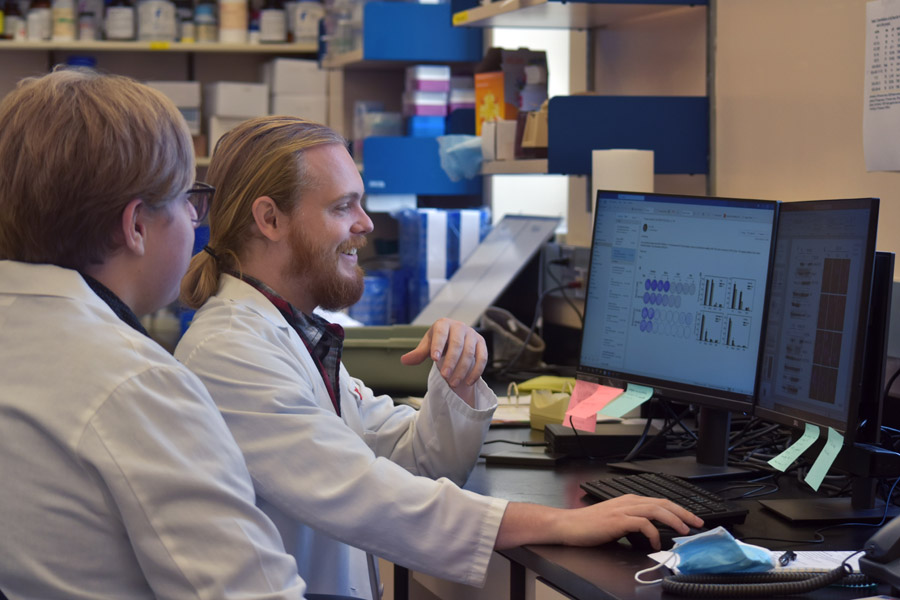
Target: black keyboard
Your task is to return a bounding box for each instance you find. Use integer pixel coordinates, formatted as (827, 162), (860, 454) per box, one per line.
(580, 472), (748, 527)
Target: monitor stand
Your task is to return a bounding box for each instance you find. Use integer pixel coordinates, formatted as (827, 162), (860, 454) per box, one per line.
(608, 407), (757, 480)
(758, 497), (900, 523)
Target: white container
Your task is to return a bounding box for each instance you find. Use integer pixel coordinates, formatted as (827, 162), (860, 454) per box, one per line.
(293, 0), (322, 46)
(146, 81), (202, 134)
(104, 3), (134, 39)
(261, 57), (325, 95)
(137, 0), (176, 40)
(258, 6), (285, 43)
(270, 93), (327, 123)
(205, 81), (268, 118)
(218, 0), (246, 43)
(26, 6), (51, 40)
(51, 0), (76, 41)
(208, 115), (246, 156)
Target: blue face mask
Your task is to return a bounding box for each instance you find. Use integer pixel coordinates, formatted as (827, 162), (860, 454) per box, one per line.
(670, 526), (775, 575)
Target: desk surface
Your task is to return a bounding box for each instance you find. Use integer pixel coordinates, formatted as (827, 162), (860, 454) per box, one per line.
(466, 427), (889, 600)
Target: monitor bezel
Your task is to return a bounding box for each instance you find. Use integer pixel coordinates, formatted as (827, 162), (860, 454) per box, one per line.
(576, 190), (780, 414)
(752, 197), (880, 441)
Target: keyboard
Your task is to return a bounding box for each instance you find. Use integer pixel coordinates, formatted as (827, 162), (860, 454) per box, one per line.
(580, 472), (749, 527)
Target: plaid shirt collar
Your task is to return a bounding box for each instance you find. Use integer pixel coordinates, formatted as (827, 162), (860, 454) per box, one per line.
(233, 272), (345, 416)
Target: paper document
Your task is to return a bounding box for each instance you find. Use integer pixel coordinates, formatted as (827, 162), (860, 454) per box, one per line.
(864, 0), (900, 170)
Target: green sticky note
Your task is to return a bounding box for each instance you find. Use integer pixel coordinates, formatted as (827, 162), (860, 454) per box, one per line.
(768, 422), (819, 472)
(598, 383), (653, 419)
(804, 427), (843, 492)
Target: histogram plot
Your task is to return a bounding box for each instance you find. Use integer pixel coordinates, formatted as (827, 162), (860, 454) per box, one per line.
(723, 315), (752, 349)
(696, 311), (724, 345)
(726, 279), (756, 312)
(699, 276), (729, 308)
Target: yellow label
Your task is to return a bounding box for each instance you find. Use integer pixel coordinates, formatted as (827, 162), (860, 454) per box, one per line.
(149, 41), (171, 50)
(452, 10), (468, 25)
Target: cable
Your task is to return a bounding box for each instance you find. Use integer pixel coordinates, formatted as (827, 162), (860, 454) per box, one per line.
(546, 258), (585, 327)
(660, 564), (867, 598)
(482, 439), (549, 447)
(497, 282), (581, 377)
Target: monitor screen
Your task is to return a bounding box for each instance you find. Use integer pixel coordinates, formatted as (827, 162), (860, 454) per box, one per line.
(755, 198), (880, 439)
(578, 191), (778, 413)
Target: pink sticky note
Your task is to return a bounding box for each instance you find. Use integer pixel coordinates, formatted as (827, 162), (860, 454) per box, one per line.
(564, 382), (623, 432)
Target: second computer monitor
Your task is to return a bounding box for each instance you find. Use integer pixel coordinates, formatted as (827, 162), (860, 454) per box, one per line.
(578, 191), (778, 412)
(756, 197), (880, 440)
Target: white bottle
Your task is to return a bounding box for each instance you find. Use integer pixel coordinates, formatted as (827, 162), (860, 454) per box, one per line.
(105, 0), (135, 40)
(26, 1), (51, 40)
(258, 3), (285, 43)
(137, 0), (175, 40)
(51, 0), (75, 40)
(217, 0), (246, 43)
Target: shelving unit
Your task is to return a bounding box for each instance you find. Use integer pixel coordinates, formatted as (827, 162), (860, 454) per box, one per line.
(0, 40), (317, 53)
(451, 0), (703, 29)
(448, 0), (709, 245)
(323, 1), (483, 198)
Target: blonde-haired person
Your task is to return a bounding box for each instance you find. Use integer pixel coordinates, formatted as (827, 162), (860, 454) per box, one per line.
(175, 115), (703, 600)
(0, 69), (307, 599)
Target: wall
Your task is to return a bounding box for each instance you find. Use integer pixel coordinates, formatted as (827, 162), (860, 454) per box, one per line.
(714, 0), (900, 268)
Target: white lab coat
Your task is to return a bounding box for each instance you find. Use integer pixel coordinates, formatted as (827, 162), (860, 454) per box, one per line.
(0, 261), (306, 600)
(176, 274), (508, 600)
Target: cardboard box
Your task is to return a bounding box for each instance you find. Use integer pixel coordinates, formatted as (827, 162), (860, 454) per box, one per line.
(262, 57), (327, 95)
(146, 80), (201, 135)
(205, 82), (268, 118)
(270, 93), (328, 124)
(474, 47), (547, 135)
(481, 119), (517, 161)
(208, 115), (246, 156)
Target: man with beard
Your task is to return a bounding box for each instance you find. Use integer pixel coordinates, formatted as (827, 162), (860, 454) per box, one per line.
(176, 116), (703, 600)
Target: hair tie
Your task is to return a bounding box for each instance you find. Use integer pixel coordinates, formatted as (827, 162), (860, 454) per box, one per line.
(202, 245), (219, 260)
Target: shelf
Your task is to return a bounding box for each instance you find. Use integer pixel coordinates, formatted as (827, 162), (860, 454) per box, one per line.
(452, 0), (706, 29)
(322, 2), (482, 68)
(547, 95), (708, 175)
(0, 40), (317, 53)
(481, 159), (548, 175)
(196, 156), (211, 168)
(363, 136), (481, 196)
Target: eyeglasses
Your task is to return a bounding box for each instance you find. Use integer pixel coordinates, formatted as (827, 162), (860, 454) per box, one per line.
(187, 182), (214, 224)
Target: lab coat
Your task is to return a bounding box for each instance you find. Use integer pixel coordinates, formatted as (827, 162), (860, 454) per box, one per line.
(0, 261), (306, 600)
(176, 274), (508, 600)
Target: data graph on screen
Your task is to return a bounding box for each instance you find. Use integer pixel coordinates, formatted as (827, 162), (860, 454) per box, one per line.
(579, 192), (777, 401)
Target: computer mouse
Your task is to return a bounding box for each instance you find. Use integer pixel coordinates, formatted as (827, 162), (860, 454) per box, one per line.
(624, 526), (707, 553)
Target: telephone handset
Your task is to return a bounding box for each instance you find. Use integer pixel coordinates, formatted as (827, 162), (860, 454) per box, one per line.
(860, 516), (900, 592)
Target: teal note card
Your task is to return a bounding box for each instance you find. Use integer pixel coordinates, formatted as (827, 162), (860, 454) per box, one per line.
(804, 427), (843, 492)
(767, 422), (819, 472)
(599, 383), (653, 418)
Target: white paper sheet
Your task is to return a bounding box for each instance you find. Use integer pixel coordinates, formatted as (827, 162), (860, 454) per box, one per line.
(864, 0), (900, 171)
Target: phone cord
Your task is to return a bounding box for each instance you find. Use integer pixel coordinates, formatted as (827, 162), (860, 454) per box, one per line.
(660, 565), (873, 597)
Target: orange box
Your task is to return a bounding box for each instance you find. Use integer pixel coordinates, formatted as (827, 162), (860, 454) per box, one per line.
(475, 71), (515, 136)
(474, 47), (547, 136)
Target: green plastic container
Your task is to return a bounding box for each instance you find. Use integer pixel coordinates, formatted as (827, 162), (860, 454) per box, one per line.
(342, 325), (432, 396)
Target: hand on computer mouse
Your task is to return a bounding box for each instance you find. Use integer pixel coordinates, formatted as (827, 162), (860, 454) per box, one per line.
(625, 525), (708, 553)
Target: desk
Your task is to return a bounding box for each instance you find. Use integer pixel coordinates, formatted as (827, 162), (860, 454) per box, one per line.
(447, 427), (891, 600)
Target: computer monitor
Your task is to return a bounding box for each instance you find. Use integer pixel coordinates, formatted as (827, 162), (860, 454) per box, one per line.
(576, 190), (779, 479)
(753, 198), (897, 521)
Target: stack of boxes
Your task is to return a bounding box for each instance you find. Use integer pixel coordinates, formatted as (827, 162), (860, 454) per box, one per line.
(396, 207), (491, 322)
(204, 81), (268, 156)
(145, 81), (203, 155)
(403, 65), (451, 137)
(262, 58), (329, 125)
